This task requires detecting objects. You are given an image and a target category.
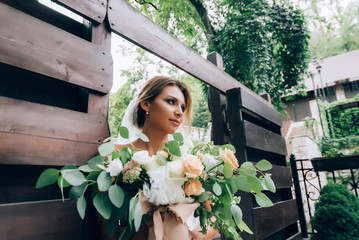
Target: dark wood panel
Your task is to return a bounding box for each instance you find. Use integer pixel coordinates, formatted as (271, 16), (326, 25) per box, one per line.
(0, 132), (100, 166)
(0, 199), (99, 240)
(287, 232), (303, 240)
(0, 96), (108, 143)
(311, 155), (359, 171)
(253, 199), (299, 240)
(267, 165), (292, 189)
(0, 2), (112, 93)
(240, 88), (282, 127)
(107, 0), (273, 111)
(244, 120), (287, 155)
(54, 0), (107, 23)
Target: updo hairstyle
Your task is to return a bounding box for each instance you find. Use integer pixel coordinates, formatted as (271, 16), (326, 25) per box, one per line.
(135, 76), (192, 129)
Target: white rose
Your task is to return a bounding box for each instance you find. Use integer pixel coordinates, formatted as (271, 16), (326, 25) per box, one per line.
(144, 155), (162, 172)
(132, 150), (149, 165)
(202, 154), (219, 171)
(106, 158), (123, 177)
(167, 159), (185, 178)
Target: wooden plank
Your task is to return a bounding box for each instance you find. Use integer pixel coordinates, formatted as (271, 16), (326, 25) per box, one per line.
(287, 232), (303, 240)
(253, 199), (299, 240)
(240, 88), (282, 127)
(0, 3), (112, 93)
(54, 0), (107, 23)
(107, 0), (273, 110)
(311, 155), (359, 171)
(268, 165), (292, 189)
(0, 96), (109, 143)
(0, 199), (99, 240)
(244, 120), (287, 155)
(0, 132), (100, 166)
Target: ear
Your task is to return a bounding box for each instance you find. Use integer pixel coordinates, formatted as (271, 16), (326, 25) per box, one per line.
(140, 100), (150, 112)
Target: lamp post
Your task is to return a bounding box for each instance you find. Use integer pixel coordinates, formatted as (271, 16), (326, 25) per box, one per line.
(309, 70), (326, 138)
(312, 57), (327, 102)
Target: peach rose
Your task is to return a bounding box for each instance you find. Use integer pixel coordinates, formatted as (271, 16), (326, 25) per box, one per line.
(183, 155), (204, 178)
(203, 200), (212, 212)
(220, 149), (239, 170)
(196, 151), (204, 160)
(184, 180), (205, 196)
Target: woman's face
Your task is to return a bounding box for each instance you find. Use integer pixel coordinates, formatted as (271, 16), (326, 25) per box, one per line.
(143, 85), (186, 134)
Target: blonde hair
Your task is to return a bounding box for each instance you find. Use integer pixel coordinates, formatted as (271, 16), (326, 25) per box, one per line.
(135, 76), (192, 131)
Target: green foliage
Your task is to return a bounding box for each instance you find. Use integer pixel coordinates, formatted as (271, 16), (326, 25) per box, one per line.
(323, 148), (344, 158)
(311, 183), (359, 240)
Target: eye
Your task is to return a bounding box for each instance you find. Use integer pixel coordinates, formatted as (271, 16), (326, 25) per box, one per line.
(181, 106), (186, 112)
(167, 99), (175, 105)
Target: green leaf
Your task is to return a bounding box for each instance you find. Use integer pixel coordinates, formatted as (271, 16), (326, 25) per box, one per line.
(247, 176), (263, 193)
(103, 135), (115, 143)
(234, 175), (251, 192)
(109, 184), (125, 208)
(69, 182), (87, 200)
(134, 200), (143, 232)
(213, 182), (222, 196)
(198, 191), (210, 203)
(93, 193), (112, 220)
(129, 195), (138, 230)
(36, 168), (59, 188)
(239, 220), (253, 234)
(59, 175), (64, 202)
(88, 155), (105, 170)
(223, 163), (233, 179)
(136, 132), (149, 142)
(231, 205), (243, 227)
(62, 169), (86, 186)
(157, 152), (167, 165)
(172, 132), (184, 142)
(97, 171), (112, 192)
(86, 170), (101, 181)
(168, 140), (181, 157)
(77, 195), (87, 219)
(255, 193), (273, 207)
(220, 144), (236, 153)
(57, 175), (71, 188)
(119, 126), (129, 139)
(240, 162), (253, 169)
(264, 175), (276, 193)
(256, 159), (272, 171)
(98, 142), (115, 157)
(78, 165), (92, 172)
(218, 183), (232, 205)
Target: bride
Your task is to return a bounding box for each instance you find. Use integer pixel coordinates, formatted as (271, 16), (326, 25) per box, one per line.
(103, 76), (217, 240)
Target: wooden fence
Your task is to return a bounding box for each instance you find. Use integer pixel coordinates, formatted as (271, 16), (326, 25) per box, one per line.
(0, 0), (302, 239)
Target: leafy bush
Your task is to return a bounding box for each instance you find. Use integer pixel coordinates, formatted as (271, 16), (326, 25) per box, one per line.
(323, 148), (344, 158)
(311, 183), (359, 240)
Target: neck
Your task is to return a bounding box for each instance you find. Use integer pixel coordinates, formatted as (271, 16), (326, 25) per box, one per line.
(138, 125), (168, 156)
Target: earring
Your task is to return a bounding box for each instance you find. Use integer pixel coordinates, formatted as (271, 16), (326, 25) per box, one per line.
(146, 111), (149, 115)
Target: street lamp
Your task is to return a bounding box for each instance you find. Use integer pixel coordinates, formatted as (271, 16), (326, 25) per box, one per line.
(312, 57), (327, 102)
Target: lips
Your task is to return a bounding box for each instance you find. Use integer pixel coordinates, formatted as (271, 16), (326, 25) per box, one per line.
(169, 119), (180, 126)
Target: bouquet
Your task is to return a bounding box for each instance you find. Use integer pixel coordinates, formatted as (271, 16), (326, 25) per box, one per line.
(36, 127), (275, 240)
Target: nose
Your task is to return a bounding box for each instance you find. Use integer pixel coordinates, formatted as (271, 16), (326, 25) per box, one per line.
(175, 106), (183, 117)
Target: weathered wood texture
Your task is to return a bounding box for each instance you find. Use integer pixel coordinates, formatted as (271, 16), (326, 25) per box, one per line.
(223, 87), (300, 239)
(0, 2), (112, 94)
(54, 0), (107, 23)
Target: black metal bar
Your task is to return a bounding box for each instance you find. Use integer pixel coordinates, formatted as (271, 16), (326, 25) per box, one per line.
(290, 154), (309, 238)
(350, 169), (358, 196)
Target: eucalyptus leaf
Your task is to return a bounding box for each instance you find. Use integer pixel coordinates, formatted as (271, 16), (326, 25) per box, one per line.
(93, 193), (112, 220)
(129, 195), (138, 230)
(98, 142), (115, 157)
(231, 205), (243, 227)
(62, 169), (86, 186)
(60, 175), (64, 202)
(239, 220), (253, 234)
(57, 175), (72, 188)
(240, 162), (253, 169)
(86, 170), (101, 181)
(109, 184), (125, 208)
(119, 126), (129, 139)
(88, 155), (105, 170)
(157, 152), (167, 165)
(79, 165), (92, 172)
(213, 182), (222, 196)
(136, 132), (149, 142)
(97, 171), (112, 192)
(256, 159), (272, 171)
(36, 168), (59, 188)
(69, 182), (87, 200)
(168, 140), (181, 157)
(218, 183), (232, 205)
(103, 135), (116, 143)
(247, 176), (263, 193)
(220, 144), (236, 153)
(77, 195), (87, 219)
(264, 175), (276, 193)
(255, 193), (273, 207)
(198, 191), (210, 203)
(61, 164), (77, 171)
(234, 175), (251, 192)
(134, 200), (143, 231)
(223, 163), (233, 179)
(172, 132), (184, 142)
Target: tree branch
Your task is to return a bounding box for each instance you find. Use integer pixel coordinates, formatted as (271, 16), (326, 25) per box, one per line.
(188, 0), (218, 51)
(135, 0), (158, 11)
